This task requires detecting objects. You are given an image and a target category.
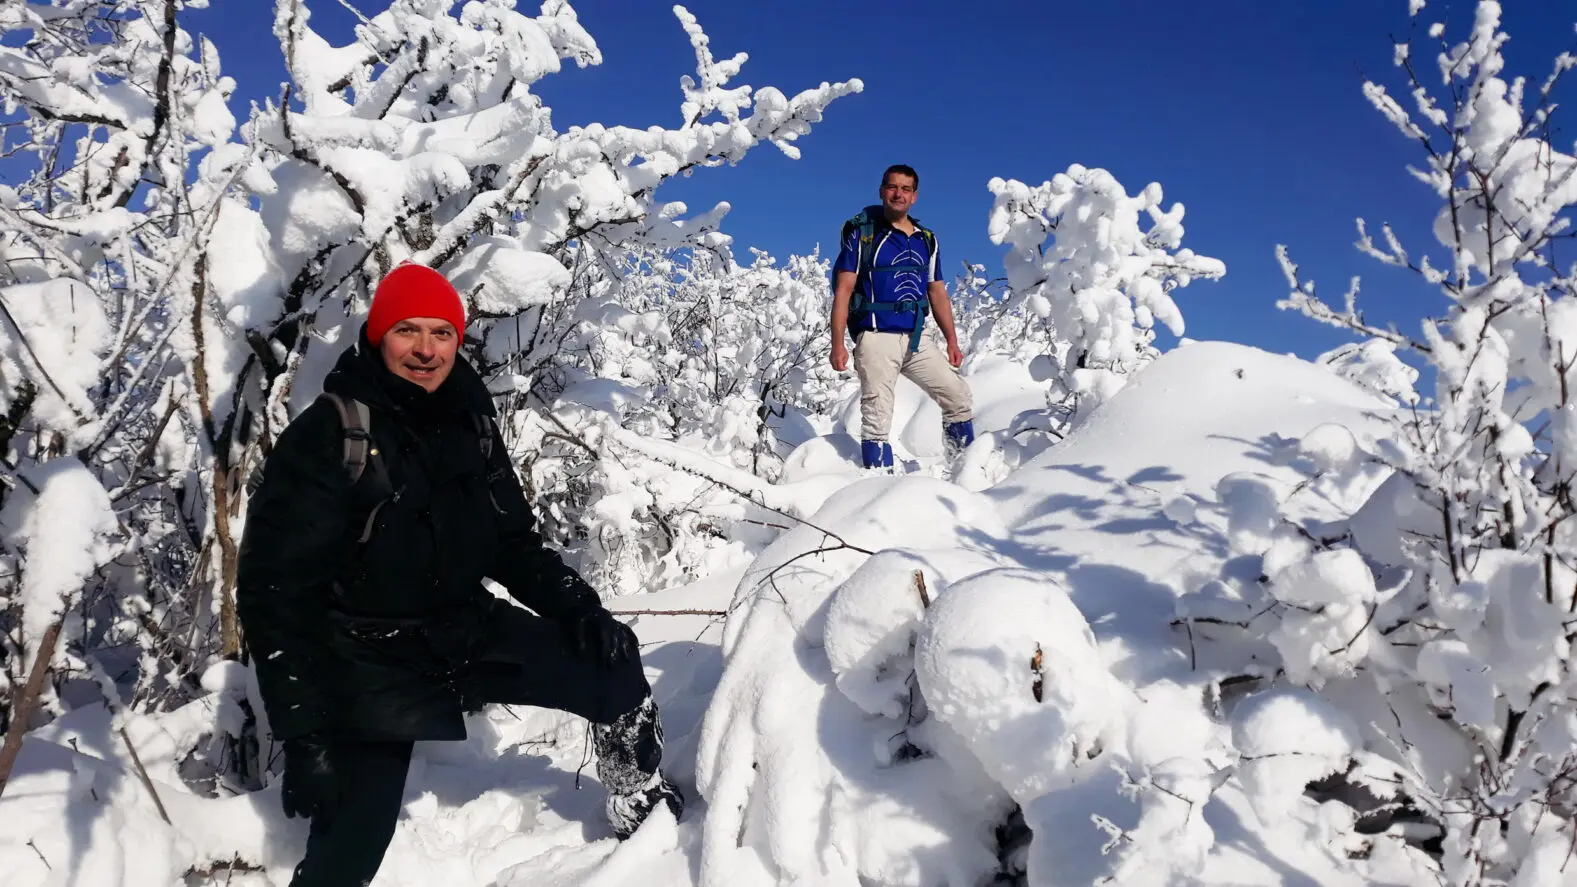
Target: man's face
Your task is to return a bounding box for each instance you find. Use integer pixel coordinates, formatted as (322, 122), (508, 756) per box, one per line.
(379, 317), (460, 392)
(880, 172), (918, 215)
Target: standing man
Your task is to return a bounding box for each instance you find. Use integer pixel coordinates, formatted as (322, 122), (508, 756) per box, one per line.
(830, 164), (974, 470)
(238, 262), (682, 887)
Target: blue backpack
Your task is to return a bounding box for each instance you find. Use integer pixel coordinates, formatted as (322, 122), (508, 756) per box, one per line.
(842, 205), (937, 353)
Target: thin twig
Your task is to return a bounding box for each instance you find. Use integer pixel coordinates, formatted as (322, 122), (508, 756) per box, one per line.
(610, 608), (727, 617)
(119, 726), (171, 824)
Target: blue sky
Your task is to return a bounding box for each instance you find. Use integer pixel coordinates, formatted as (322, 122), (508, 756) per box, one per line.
(198, 0), (1577, 363)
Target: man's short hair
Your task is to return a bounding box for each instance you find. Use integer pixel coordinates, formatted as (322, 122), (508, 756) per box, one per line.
(882, 164), (919, 189)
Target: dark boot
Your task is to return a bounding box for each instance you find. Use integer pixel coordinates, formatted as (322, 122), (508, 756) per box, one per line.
(943, 419), (975, 459)
(860, 439), (894, 471)
(592, 696), (684, 839)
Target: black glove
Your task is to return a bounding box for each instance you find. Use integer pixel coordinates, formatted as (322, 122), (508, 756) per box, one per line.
(566, 608), (638, 668)
(281, 735), (340, 821)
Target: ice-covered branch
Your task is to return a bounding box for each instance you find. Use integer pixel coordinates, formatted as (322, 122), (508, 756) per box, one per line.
(674, 5), (751, 127)
(1275, 244), (1433, 353)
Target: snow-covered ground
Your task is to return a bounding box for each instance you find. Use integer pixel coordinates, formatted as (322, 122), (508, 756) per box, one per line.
(0, 340), (1418, 885)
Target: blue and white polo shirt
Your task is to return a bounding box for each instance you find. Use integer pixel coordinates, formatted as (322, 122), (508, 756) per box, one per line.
(834, 218), (941, 334)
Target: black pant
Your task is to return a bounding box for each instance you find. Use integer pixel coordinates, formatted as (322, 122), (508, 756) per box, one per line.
(289, 740), (413, 887)
(289, 613), (655, 887)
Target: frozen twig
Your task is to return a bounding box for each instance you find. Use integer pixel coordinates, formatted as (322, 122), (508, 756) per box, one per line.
(611, 608), (726, 617)
(119, 726), (171, 824)
(0, 616), (62, 799)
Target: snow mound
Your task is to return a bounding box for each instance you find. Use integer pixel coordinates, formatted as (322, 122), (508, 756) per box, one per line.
(824, 550), (934, 719)
(915, 567), (1129, 802)
(1230, 687), (1361, 825)
(698, 340), (1411, 886)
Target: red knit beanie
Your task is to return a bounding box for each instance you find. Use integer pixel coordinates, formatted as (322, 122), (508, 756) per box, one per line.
(366, 263), (466, 345)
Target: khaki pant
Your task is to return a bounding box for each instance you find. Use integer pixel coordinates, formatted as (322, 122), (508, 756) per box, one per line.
(854, 330), (973, 442)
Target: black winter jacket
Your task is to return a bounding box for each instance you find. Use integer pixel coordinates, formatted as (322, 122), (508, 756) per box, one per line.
(236, 330), (601, 742)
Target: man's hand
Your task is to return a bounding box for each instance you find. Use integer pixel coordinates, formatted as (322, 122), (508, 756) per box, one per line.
(281, 735), (340, 820)
(946, 339), (964, 368)
(568, 608), (638, 668)
(831, 340), (850, 372)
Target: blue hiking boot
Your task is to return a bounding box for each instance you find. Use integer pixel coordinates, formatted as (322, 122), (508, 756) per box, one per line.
(943, 420), (975, 460)
(861, 439), (894, 471)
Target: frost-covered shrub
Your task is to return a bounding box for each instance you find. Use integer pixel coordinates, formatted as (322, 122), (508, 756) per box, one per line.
(1190, 3), (1577, 883)
(984, 165), (1226, 428)
(518, 248), (848, 596)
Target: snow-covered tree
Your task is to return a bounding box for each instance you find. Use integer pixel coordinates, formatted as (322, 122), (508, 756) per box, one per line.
(984, 165), (1226, 428)
(1190, 3), (1577, 883)
(0, 0), (859, 792)
(0, 0), (244, 771)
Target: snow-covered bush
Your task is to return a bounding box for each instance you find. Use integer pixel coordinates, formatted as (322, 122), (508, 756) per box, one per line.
(1316, 339), (1421, 406)
(588, 248), (841, 478)
(696, 480), (1024, 886)
(984, 165), (1226, 428)
(517, 247), (847, 596)
(1189, 3), (1577, 883)
(692, 342), (1409, 886)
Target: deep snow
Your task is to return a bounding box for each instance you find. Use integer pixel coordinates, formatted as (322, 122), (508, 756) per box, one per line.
(0, 340), (1423, 885)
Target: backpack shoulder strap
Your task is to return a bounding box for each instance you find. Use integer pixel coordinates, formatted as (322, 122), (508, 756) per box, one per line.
(473, 411), (494, 463)
(918, 224), (938, 278)
(474, 412), (513, 514)
(854, 205), (882, 282)
(320, 392), (372, 485)
(320, 392), (398, 544)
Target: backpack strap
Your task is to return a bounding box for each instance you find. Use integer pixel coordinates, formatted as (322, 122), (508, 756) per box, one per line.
(474, 411), (510, 513)
(845, 207), (880, 322)
(321, 392), (372, 484)
(846, 208), (937, 352)
(857, 214), (878, 282)
(320, 392), (394, 544)
(908, 223), (936, 353)
(473, 412), (494, 463)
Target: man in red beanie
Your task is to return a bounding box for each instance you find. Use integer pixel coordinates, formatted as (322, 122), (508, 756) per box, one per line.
(238, 263), (682, 887)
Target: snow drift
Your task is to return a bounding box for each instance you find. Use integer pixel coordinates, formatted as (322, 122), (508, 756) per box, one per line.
(693, 340), (1435, 886)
